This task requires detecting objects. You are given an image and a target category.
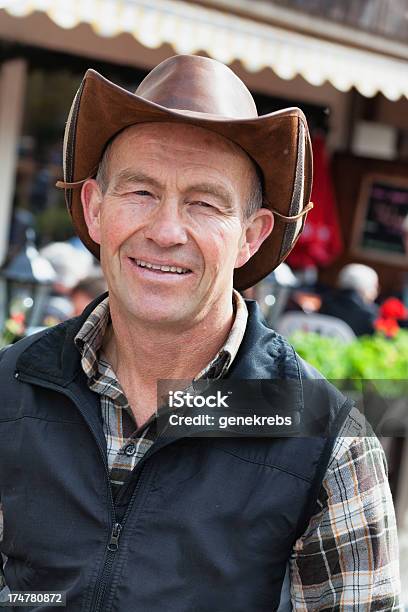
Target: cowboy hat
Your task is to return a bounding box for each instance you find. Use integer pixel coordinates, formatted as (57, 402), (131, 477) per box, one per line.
(57, 54), (313, 290)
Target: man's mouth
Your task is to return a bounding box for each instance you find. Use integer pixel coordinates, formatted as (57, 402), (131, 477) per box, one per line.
(129, 258), (191, 275)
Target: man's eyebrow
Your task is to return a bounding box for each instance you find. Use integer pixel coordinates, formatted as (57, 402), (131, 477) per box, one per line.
(110, 170), (163, 192)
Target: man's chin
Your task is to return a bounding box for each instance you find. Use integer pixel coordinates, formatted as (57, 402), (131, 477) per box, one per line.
(123, 302), (194, 328)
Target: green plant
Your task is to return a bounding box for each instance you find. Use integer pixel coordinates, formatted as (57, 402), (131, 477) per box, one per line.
(289, 331), (350, 379)
(290, 330), (408, 398)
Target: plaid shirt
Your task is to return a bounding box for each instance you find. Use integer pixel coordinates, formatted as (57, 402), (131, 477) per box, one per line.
(0, 293), (401, 609)
(291, 410), (400, 610)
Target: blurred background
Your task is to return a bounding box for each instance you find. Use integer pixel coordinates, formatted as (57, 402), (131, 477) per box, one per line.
(0, 0), (408, 602)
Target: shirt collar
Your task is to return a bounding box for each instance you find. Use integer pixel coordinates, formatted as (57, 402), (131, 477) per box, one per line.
(74, 296), (110, 381)
(194, 289), (248, 380)
(75, 289), (248, 382)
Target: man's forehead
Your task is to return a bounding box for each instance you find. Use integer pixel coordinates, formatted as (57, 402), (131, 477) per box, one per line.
(109, 121), (251, 161)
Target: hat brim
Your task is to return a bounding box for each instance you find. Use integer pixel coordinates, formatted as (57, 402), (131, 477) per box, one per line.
(64, 70), (312, 291)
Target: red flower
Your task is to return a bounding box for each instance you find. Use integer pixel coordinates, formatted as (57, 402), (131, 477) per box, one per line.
(379, 298), (407, 320)
(11, 312), (26, 325)
(374, 317), (400, 338)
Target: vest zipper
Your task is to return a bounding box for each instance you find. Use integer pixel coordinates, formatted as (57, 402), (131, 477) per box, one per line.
(108, 523), (122, 552)
(90, 462), (151, 612)
(91, 521), (123, 610)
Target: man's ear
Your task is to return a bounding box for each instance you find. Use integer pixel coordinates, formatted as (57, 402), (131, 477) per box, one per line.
(235, 208), (274, 269)
(81, 179), (103, 245)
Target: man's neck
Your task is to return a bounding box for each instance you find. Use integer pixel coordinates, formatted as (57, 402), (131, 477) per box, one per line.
(102, 296), (234, 407)
(100, 295), (235, 426)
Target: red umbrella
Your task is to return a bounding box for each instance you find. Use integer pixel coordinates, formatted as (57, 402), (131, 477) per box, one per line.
(287, 133), (343, 269)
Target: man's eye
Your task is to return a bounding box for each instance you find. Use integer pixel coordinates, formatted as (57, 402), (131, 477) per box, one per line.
(134, 190), (153, 197)
(192, 201), (214, 208)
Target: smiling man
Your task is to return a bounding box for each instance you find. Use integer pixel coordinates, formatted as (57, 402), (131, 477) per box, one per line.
(0, 55), (400, 611)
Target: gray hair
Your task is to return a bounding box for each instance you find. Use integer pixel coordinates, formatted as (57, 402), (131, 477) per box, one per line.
(95, 140), (113, 194)
(338, 264), (379, 297)
(95, 139), (263, 219)
(246, 163), (263, 218)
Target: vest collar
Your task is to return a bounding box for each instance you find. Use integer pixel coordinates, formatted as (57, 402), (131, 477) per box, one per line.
(17, 291), (109, 385)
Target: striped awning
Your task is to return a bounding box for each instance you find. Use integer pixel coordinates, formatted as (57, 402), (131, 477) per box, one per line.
(1, 0), (407, 100)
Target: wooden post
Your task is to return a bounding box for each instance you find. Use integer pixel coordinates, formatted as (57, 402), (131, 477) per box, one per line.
(0, 58), (27, 265)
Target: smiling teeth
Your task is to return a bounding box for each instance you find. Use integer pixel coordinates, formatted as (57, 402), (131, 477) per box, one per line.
(135, 259), (189, 274)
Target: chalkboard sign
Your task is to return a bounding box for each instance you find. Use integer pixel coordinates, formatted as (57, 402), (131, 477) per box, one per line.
(351, 174), (408, 265)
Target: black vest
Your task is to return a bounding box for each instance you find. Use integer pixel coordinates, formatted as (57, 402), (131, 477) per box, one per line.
(0, 298), (351, 611)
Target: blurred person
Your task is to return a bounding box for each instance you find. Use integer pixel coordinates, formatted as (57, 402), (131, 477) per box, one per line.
(320, 263), (379, 336)
(39, 241), (95, 323)
(71, 273), (107, 316)
(282, 266), (322, 314)
(40, 241), (94, 295)
(0, 56), (400, 611)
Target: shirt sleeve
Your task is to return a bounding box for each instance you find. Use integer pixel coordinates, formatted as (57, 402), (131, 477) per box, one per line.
(290, 406), (401, 611)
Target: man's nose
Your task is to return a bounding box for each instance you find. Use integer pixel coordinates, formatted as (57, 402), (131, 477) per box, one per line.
(143, 198), (188, 248)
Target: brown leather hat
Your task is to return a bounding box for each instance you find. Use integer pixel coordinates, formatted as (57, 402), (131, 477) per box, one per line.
(58, 54), (313, 290)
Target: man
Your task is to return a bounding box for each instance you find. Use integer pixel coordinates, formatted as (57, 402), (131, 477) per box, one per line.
(320, 263), (379, 336)
(0, 55), (400, 611)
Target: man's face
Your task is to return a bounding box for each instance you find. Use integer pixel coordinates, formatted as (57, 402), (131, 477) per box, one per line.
(82, 122), (273, 328)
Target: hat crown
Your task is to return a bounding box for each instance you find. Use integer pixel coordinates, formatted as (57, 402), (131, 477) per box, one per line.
(135, 55), (258, 119)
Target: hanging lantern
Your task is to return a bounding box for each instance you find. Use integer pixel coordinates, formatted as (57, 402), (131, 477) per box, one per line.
(0, 229), (56, 336)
